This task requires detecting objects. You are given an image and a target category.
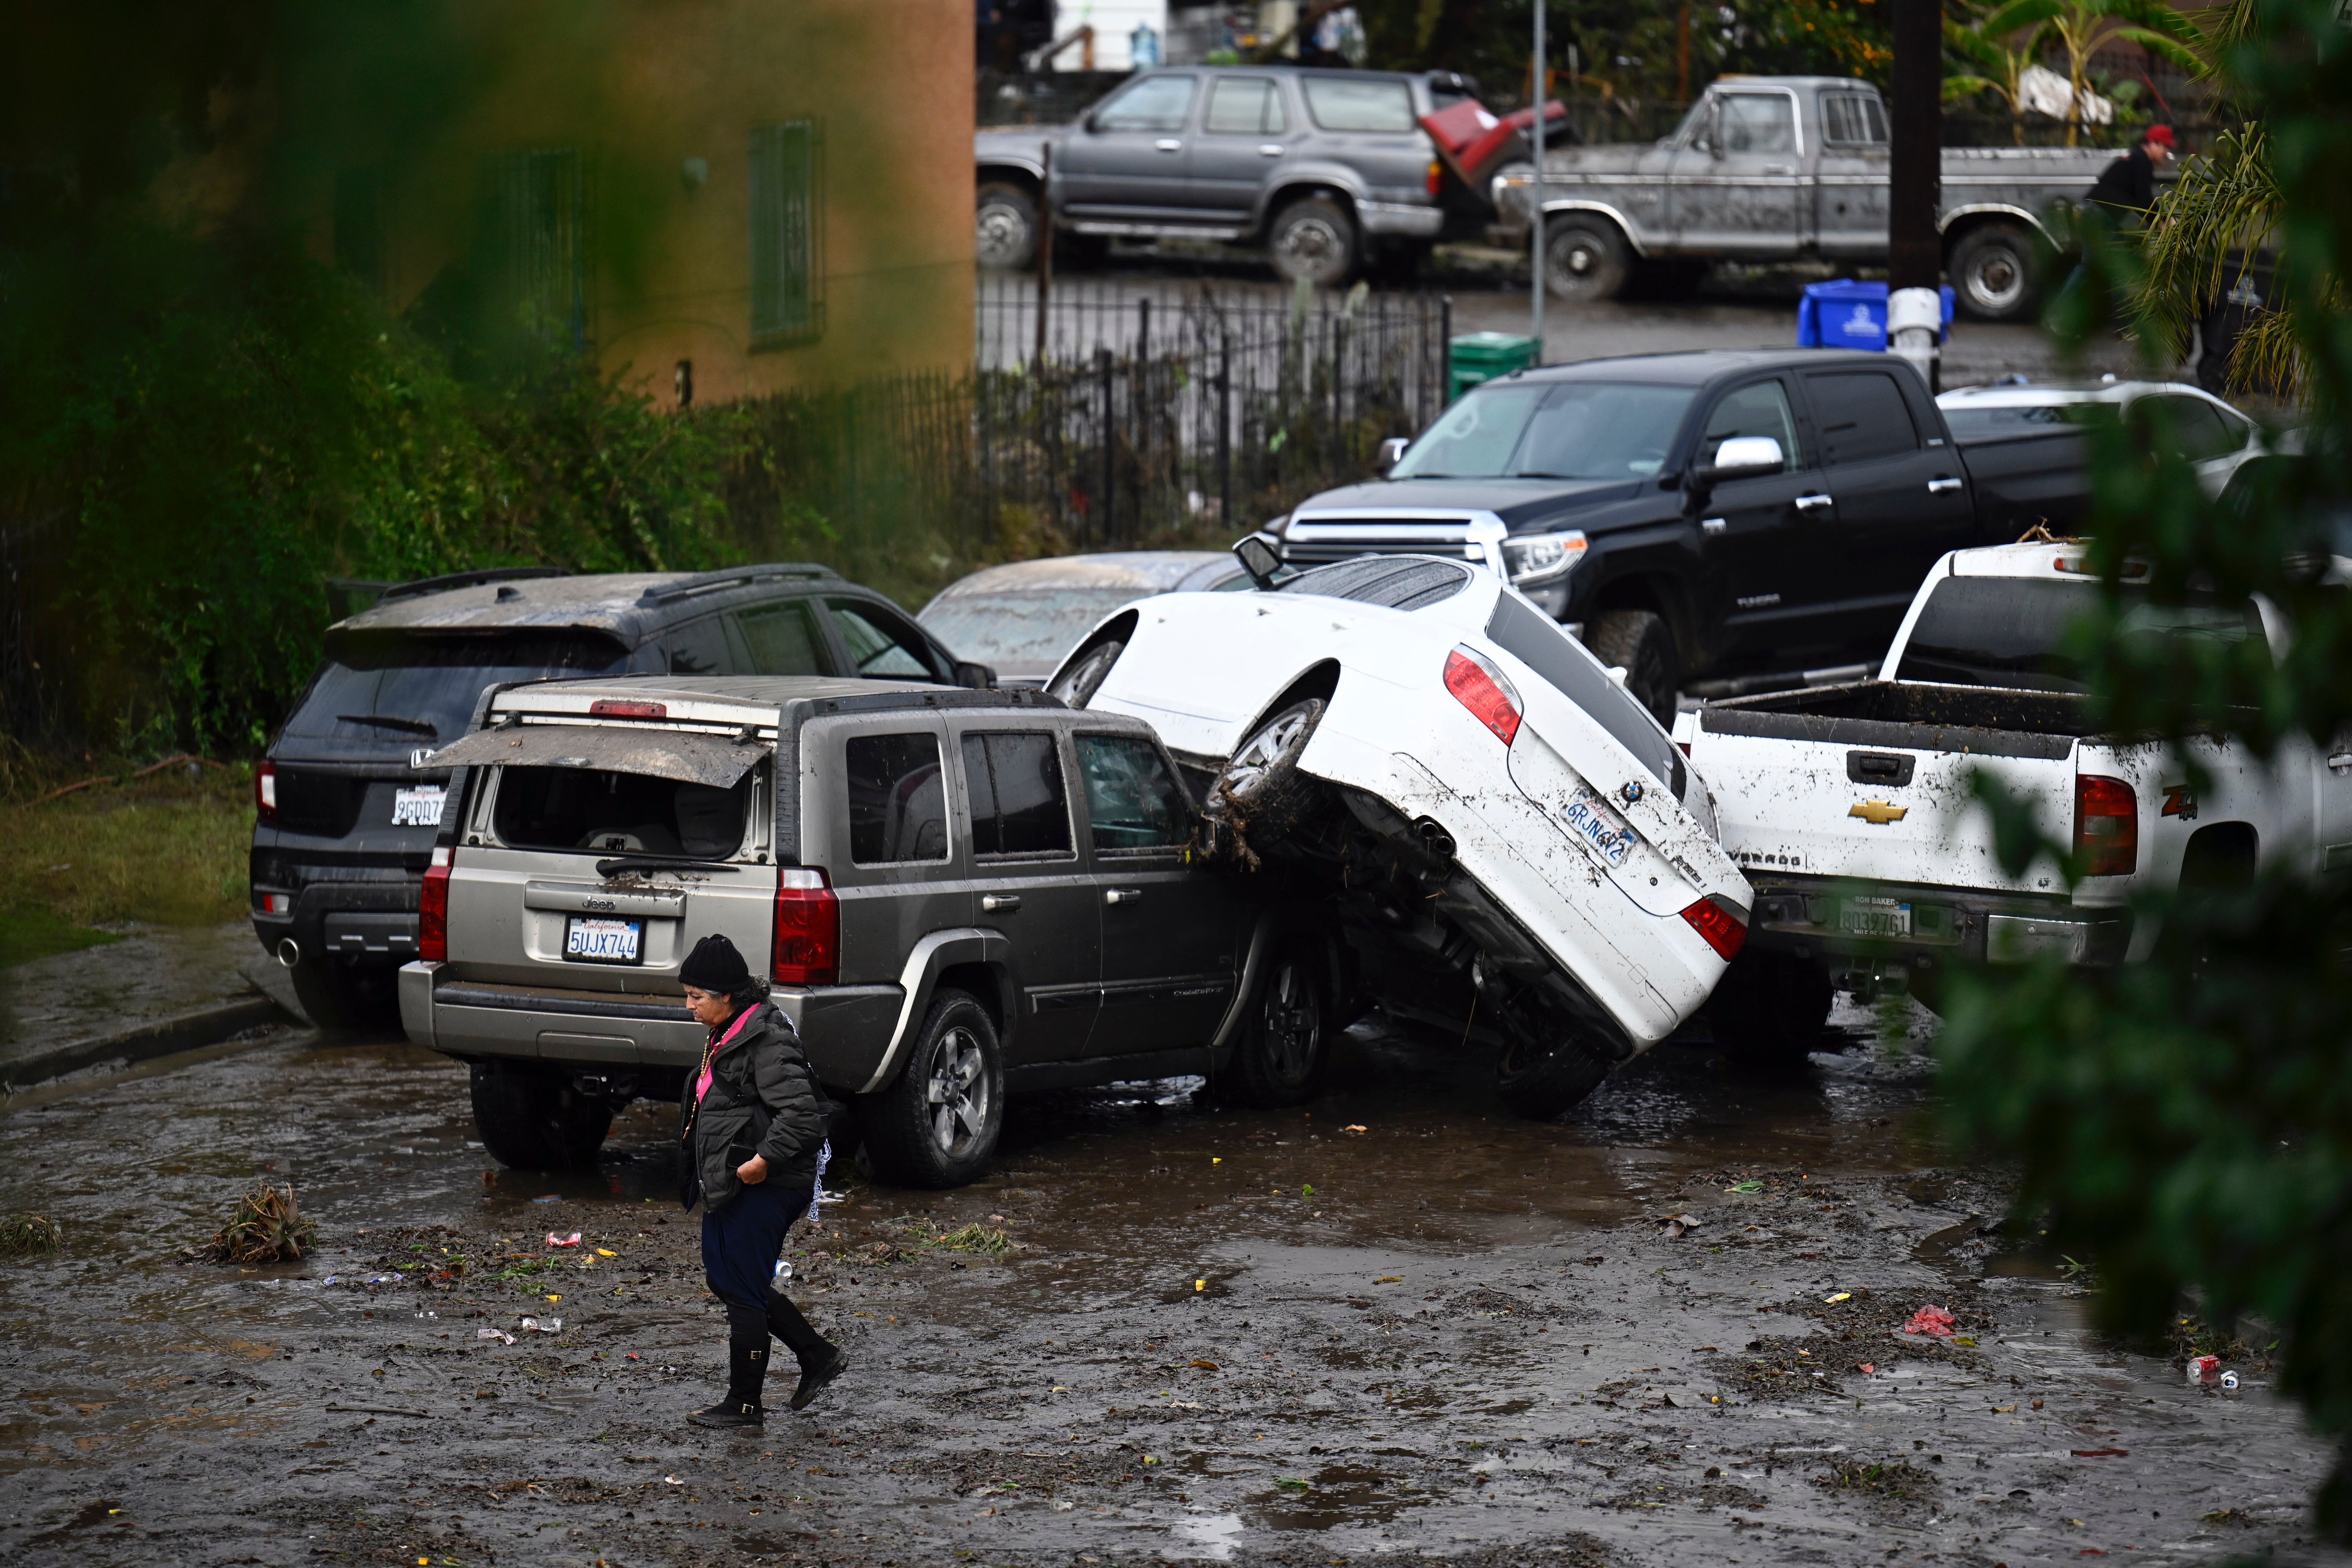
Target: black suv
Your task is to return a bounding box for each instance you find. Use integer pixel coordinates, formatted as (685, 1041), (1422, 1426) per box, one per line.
(252, 564), (989, 1027)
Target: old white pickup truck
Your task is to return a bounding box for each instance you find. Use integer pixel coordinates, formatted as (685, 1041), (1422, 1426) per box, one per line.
(1510, 76), (2127, 322)
(1675, 541), (2352, 1051)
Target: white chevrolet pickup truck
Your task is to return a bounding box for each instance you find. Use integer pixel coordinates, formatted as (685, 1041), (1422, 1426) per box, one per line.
(1675, 542), (2352, 1050)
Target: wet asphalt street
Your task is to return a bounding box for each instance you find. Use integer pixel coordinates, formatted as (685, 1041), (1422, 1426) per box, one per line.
(2, 1005), (2337, 1568)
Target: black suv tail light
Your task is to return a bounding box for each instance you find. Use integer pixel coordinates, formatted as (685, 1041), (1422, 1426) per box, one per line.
(773, 868), (839, 985)
(256, 759), (278, 823)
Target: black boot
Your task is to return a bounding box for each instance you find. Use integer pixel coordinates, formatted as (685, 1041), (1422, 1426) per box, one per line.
(688, 1306), (770, 1428)
(768, 1289), (846, 1412)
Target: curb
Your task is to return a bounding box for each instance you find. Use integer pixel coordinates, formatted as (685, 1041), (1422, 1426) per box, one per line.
(0, 996), (294, 1092)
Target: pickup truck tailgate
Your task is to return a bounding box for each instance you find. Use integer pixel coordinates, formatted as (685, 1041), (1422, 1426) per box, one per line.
(1693, 684), (2080, 893)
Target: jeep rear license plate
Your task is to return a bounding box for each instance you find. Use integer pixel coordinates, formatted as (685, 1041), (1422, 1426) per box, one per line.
(392, 785), (445, 827)
(565, 916), (644, 965)
(1838, 897), (1912, 938)
(1559, 787), (1635, 868)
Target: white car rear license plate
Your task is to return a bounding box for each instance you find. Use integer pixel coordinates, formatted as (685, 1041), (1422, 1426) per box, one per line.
(565, 916), (644, 965)
(1559, 787), (1636, 868)
(392, 785), (446, 827)
(1839, 898), (1912, 938)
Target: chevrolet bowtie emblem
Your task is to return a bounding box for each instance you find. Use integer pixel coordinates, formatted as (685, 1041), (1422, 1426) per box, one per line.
(1849, 800), (1908, 825)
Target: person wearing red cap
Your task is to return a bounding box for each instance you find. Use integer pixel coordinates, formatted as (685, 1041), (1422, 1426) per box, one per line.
(2087, 124), (2177, 221)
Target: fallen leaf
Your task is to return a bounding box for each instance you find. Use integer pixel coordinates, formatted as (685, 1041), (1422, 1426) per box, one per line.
(1189, 1359), (1219, 1371)
(2071, 1448), (2130, 1458)
(1825, 1292), (1852, 1304)
(1662, 1214), (1703, 1239)
(1376, 1276), (1403, 1283)
(1991, 1403), (2017, 1413)
(595, 1248), (617, 1258)
(1341, 1125), (1368, 1135)
(1194, 1279), (1206, 1291)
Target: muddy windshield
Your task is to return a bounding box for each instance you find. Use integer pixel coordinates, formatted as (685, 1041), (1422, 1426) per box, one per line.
(1939, 402), (2102, 441)
(492, 766), (755, 858)
(1389, 382), (1695, 481)
(284, 632), (628, 744)
(1895, 577), (2259, 693)
(919, 590), (1160, 674)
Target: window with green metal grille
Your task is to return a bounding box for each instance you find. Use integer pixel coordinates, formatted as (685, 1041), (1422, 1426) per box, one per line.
(750, 120), (824, 346)
(482, 147), (590, 351)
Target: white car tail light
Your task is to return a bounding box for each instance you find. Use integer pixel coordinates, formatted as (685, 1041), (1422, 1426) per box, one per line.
(1443, 645), (1523, 745)
(1679, 895), (1747, 960)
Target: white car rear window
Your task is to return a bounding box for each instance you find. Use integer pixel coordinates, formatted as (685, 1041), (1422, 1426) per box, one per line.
(1276, 557), (1471, 609)
(1487, 593), (1681, 788)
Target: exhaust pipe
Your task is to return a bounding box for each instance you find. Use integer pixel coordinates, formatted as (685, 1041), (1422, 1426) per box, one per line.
(276, 938), (302, 968)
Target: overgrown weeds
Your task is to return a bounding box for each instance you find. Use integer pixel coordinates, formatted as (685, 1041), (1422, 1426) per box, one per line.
(0, 1213), (62, 1256)
(190, 1183), (315, 1264)
(0, 764), (252, 946)
(1816, 1458), (1936, 1501)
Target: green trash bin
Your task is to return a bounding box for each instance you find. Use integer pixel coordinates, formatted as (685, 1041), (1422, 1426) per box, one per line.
(1448, 331), (1539, 402)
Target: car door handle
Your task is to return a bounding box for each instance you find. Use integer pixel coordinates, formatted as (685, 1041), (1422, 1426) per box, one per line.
(1763, 163), (1794, 176)
(980, 894), (1022, 913)
(1155, 138), (1184, 152)
(1700, 517), (1727, 536)
(1105, 888), (1143, 906)
(1258, 143), (1285, 157)
(1927, 476), (1964, 494)
(1795, 493), (1834, 512)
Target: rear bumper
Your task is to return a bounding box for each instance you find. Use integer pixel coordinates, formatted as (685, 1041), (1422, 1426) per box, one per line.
(249, 858), (423, 967)
(399, 962), (901, 1093)
(1742, 874), (2132, 969)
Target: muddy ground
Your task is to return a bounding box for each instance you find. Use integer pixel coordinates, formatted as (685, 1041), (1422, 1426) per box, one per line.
(1, 1005), (2339, 1568)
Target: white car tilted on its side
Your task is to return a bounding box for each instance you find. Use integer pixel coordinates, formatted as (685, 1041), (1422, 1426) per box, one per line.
(1045, 546), (1754, 1119)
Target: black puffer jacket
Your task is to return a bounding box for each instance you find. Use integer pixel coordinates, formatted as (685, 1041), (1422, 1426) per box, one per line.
(678, 1000), (826, 1214)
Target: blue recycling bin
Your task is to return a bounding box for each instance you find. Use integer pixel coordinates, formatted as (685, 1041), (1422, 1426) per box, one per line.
(1796, 279), (1954, 352)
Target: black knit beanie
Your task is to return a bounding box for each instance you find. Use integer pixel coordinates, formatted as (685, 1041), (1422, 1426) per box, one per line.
(679, 933), (751, 996)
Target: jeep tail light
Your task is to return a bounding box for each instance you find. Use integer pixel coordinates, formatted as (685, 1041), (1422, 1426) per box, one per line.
(419, 847), (451, 963)
(1426, 159), (1443, 197)
(1679, 895), (1748, 961)
(2076, 774), (2138, 876)
(773, 867), (840, 985)
(256, 759), (278, 822)
(590, 699), (668, 719)
(1444, 645), (1523, 746)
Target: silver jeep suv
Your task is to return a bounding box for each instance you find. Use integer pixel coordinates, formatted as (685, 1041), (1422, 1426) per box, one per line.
(399, 674), (1341, 1188)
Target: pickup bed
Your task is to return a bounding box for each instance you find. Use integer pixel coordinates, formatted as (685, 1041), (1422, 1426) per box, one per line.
(1677, 541), (2352, 1050)
(1512, 75), (2131, 321)
(1263, 348), (2091, 723)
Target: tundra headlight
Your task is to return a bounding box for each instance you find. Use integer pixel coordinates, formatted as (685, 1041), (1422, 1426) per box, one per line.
(1501, 529), (1589, 586)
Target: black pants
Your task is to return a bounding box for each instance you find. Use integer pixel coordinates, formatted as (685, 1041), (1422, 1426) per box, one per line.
(701, 1174), (828, 1368)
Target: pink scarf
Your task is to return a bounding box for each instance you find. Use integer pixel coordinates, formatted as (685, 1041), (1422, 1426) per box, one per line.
(694, 1004), (759, 1104)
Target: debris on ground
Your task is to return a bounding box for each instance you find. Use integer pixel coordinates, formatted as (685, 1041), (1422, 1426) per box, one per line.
(520, 1316), (561, 1333)
(1816, 1458), (1937, 1503)
(1904, 1304), (1957, 1338)
(189, 1182), (314, 1263)
(1661, 1214), (1703, 1239)
(931, 1223), (1011, 1256)
(546, 1230), (582, 1247)
(0, 1212), (61, 1256)
(477, 1327), (517, 1345)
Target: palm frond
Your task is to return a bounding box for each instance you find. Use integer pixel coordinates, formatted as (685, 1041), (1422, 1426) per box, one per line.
(2229, 304), (2308, 403)
(2103, 24), (2207, 72)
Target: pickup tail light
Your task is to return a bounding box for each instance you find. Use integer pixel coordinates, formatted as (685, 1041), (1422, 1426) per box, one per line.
(1444, 645), (1523, 746)
(2075, 774), (2138, 876)
(1426, 159), (1443, 197)
(773, 867), (840, 986)
(1680, 895), (1748, 961)
(419, 847), (452, 963)
(256, 759), (278, 822)
(590, 699), (668, 719)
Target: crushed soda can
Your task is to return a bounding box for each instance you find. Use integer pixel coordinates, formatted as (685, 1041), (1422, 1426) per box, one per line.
(2187, 1354), (2221, 1384)
(772, 1258), (794, 1286)
(2220, 1370), (2240, 1390)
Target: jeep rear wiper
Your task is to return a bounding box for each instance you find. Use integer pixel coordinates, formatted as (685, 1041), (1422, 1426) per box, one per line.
(594, 856), (742, 877)
(339, 713), (438, 736)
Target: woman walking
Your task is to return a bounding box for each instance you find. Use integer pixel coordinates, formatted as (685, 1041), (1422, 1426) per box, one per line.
(677, 933), (846, 1427)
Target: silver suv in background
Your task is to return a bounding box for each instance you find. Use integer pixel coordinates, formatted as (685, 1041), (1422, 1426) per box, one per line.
(400, 675), (1344, 1188)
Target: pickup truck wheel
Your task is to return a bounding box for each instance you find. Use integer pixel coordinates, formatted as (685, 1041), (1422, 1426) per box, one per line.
(286, 955), (398, 1034)
(1048, 639), (1123, 708)
(1706, 950), (1834, 1062)
(855, 989), (1002, 1189)
(1543, 215), (1629, 304)
(470, 1062), (612, 1169)
(1268, 197), (1359, 288)
(1584, 609), (1680, 727)
(976, 181), (1040, 270)
(1209, 698), (1324, 850)
(1494, 1021), (1611, 1120)
(1221, 939), (1331, 1107)
(1949, 223), (2040, 323)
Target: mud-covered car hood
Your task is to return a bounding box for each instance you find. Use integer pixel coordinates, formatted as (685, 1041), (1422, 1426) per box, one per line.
(1282, 476), (1648, 532)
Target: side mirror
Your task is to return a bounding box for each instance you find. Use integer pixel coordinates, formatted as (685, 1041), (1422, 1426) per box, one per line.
(955, 660), (998, 690)
(1232, 534), (1291, 590)
(1377, 436), (1410, 472)
(1696, 435), (1784, 484)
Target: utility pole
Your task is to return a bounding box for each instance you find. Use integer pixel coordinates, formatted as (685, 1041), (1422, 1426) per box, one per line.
(1887, 0), (1944, 390)
(1530, 0), (1547, 361)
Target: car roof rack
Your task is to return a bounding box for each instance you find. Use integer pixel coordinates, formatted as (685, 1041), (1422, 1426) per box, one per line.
(635, 563), (842, 606)
(377, 566), (575, 604)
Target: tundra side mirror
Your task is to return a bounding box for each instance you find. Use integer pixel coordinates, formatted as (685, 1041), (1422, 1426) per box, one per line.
(1695, 435), (1784, 485)
(955, 660), (998, 690)
(1377, 436), (1410, 472)
(1232, 534), (1292, 590)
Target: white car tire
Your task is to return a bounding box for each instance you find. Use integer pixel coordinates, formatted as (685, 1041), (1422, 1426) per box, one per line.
(1048, 639), (1123, 708)
(1210, 697), (1325, 849)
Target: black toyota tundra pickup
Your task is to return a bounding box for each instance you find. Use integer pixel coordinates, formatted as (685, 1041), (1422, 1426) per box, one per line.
(1259, 348), (2088, 721)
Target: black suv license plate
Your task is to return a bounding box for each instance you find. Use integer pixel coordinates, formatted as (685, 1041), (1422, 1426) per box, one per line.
(564, 915), (644, 965)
